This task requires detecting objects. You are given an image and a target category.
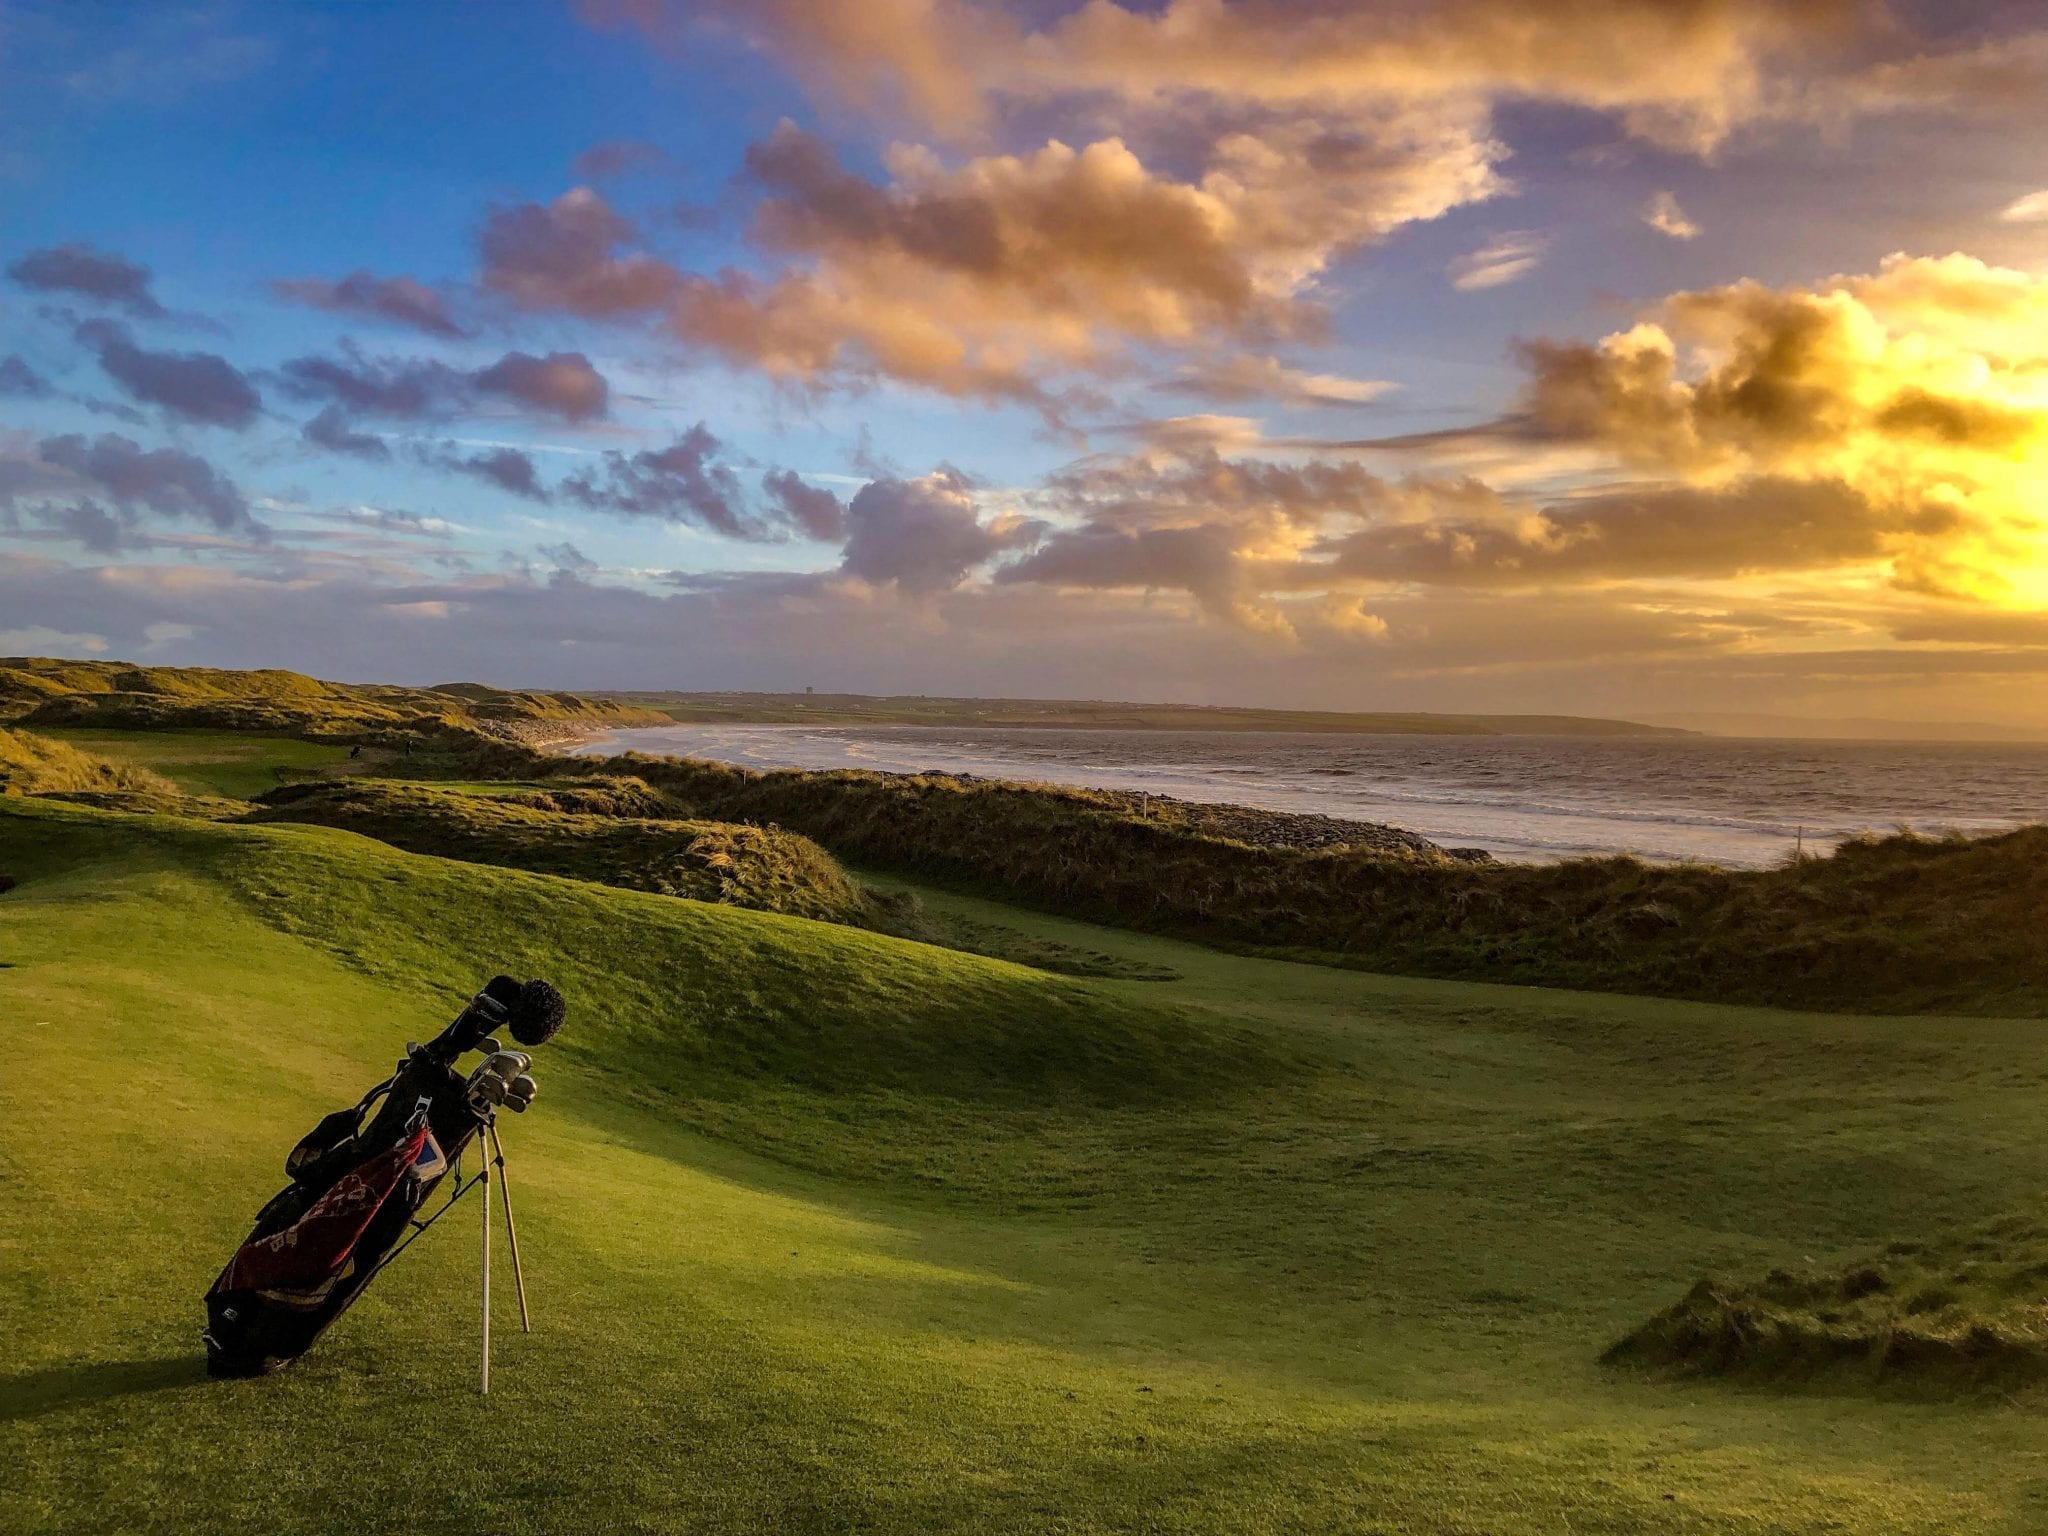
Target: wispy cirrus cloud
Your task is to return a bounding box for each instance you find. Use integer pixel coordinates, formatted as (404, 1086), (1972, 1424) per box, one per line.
(1448, 232), (1545, 291)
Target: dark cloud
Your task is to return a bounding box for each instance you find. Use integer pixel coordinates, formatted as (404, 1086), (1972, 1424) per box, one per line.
(0, 355), (52, 398)
(77, 320), (261, 428)
(840, 471), (1039, 591)
(272, 270), (466, 337)
(446, 446), (551, 502)
(561, 427), (852, 540)
(472, 351), (609, 422)
(277, 346), (464, 419)
(564, 425), (755, 537)
(281, 345), (608, 423)
(7, 242), (163, 316)
(760, 468), (845, 540)
(571, 139), (667, 180)
(0, 432), (267, 551)
(302, 405), (391, 459)
(478, 188), (682, 316)
(282, 346), (612, 455)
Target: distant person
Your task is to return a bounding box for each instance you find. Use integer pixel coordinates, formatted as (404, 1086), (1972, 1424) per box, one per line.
(349, 745), (362, 760)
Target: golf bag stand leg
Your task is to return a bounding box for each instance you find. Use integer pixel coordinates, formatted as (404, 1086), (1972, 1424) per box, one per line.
(480, 1152), (491, 1395)
(489, 1122), (531, 1332)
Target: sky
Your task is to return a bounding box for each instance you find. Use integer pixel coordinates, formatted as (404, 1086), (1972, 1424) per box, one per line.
(3, 0), (2048, 726)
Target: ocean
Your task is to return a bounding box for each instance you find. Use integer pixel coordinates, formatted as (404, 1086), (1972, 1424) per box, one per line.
(569, 723), (2048, 867)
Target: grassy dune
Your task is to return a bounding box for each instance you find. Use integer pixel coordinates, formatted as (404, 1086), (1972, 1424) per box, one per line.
(31, 726), (354, 798)
(470, 746), (2048, 1016)
(5, 799), (2048, 1532)
(247, 780), (896, 930)
(0, 725), (182, 796)
(0, 656), (661, 742)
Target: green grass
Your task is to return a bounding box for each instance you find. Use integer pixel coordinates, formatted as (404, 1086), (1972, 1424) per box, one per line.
(31, 727), (353, 798)
(6, 799), (2048, 1532)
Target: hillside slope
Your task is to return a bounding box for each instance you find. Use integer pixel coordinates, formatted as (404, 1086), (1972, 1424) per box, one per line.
(5, 798), (2048, 1532)
(0, 656), (662, 742)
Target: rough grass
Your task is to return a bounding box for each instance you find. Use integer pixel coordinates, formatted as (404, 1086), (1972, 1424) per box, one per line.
(244, 779), (896, 930)
(8, 799), (2048, 1532)
(0, 725), (181, 797)
(1606, 1215), (2048, 1397)
(475, 745), (2048, 1016)
(0, 656), (661, 743)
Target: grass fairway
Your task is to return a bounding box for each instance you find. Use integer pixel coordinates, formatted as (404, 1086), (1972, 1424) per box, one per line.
(31, 728), (354, 798)
(4, 801), (2048, 1533)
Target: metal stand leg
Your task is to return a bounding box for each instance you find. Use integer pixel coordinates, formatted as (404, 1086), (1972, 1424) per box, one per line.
(480, 1155), (492, 1396)
(488, 1123), (531, 1332)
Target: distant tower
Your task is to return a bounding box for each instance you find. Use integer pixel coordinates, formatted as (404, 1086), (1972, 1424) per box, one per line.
(805, 685), (814, 695)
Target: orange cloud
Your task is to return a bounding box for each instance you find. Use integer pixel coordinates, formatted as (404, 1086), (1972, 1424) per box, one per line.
(662, 119), (1494, 406)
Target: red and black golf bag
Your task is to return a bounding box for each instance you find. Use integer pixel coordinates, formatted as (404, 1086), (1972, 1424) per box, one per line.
(202, 976), (564, 1378)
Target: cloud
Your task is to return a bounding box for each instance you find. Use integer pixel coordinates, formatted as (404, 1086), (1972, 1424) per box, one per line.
(1448, 232), (1545, 291)
(655, 117), (1495, 407)
(273, 270), (466, 337)
(563, 425), (761, 538)
(445, 446), (551, 502)
(0, 355), (52, 398)
(761, 468), (846, 541)
(1999, 189), (2048, 223)
(277, 346), (463, 419)
(471, 351), (610, 422)
(0, 432), (267, 551)
(537, 542), (601, 578)
(7, 241), (164, 316)
(1325, 477), (1945, 587)
(571, 139), (668, 180)
(1001, 444), (1393, 624)
(76, 320), (261, 428)
(478, 187), (683, 316)
(1163, 354), (1395, 408)
(326, 506), (461, 539)
(302, 406), (391, 459)
(1364, 252), (2048, 603)
(590, 0), (1903, 153)
(1514, 255), (2048, 480)
(281, 344), (613, 448)
(1643, 190), (1701, 240)
(573, 1), (2048, 418)
(840, 470), (1040, 591)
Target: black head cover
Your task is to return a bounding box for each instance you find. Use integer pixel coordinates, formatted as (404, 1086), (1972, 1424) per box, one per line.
(508, 978), (565, 1048)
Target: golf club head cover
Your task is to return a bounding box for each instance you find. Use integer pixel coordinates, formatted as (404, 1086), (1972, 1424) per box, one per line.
(507, 979), (565, 1048)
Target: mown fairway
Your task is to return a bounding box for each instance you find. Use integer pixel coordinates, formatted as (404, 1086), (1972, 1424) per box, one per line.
(32, 727), (354, 798)
(4, 799), (2048, 1533)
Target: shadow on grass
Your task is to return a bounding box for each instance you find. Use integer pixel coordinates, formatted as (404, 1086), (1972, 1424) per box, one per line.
(0, 1357), (207, 1422)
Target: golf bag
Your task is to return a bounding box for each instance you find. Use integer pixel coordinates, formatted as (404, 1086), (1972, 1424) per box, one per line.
(202, 975), (565, 1378)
